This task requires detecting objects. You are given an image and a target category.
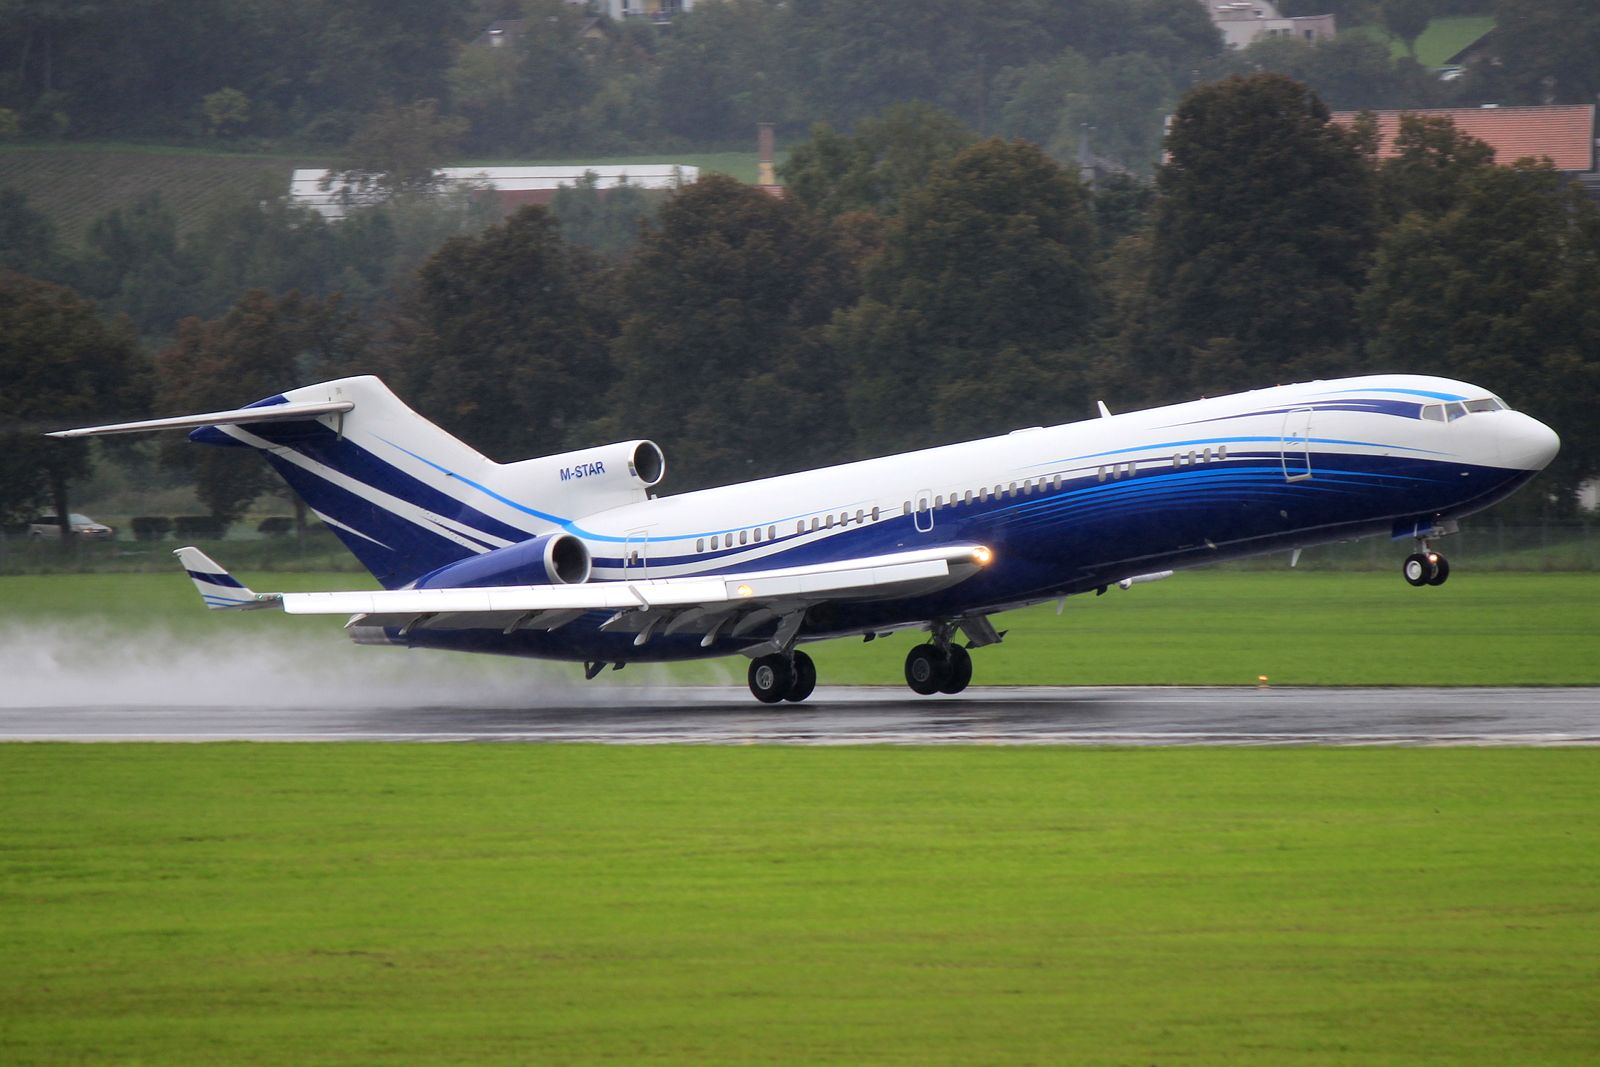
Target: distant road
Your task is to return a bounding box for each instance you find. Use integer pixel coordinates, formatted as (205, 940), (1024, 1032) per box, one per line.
(3, 687), (1597, 745)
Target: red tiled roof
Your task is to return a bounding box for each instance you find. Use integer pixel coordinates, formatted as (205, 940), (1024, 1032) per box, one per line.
(1330, 105), (1596, 172)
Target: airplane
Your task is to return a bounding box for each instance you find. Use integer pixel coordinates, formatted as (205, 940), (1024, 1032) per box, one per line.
(51, 372), (1560, 703)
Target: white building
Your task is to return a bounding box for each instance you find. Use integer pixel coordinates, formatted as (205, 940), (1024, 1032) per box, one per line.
(290, 165), (699, 221)
(1202, 1), (1337, 49)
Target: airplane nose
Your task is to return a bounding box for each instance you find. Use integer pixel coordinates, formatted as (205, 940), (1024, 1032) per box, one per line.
(1498, 412), (1561, 471)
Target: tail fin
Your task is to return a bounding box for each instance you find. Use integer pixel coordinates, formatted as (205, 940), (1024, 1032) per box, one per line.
(57, 377), (557, 589)
(173, 547), (279, 610)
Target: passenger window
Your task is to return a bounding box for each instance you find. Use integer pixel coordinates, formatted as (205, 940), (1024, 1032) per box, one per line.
(825, 515), (834, 529)
(902, 502), (911, 515)
(1203, 447), (1212, 462)
(964, 490), (973, 505)
(934, 495), (943, 508)
(811, 517), (820, 531)
(1218, 445), (1228, 460)
(1172, 454), (1182, 468)
(697, 538), (705, 553)
(855, 509), (864, 524)
(752, 527), (761, 543)
(871, 507), (879, 522)
(796, 521), (805, 536)
(1098, 467), (1106, 482)
(739, 530), (747, 545)
(768, 525), (776, 540)
(711, 535), (720, 550)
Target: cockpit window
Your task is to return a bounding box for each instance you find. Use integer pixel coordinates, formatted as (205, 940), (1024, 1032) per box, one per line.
(1422, 397), (1506, 422)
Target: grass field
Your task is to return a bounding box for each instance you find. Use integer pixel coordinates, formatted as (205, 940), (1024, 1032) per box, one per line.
(1347, 15), (1496, 68)
(1, 569), (1596, 687)
(1, 744), (1596, 1065)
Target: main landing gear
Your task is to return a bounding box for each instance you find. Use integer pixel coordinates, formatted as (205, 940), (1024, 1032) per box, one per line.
(747, 649), (817, 704)
(1402, 544), (1451, 587)
(904, 643), (973, 695)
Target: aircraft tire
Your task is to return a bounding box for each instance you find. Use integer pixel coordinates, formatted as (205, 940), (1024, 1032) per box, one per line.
(904, 644), (948, 695)
(1402, 553), (1433, 587)
(1426, 554), (1450, 586)
(938, 645), (973, 694)
(785, 650), (817, 702)
(748, 654), (794, 704)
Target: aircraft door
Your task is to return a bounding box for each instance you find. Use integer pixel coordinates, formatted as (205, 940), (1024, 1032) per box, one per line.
(913, 489), (934, 533)
(623, 529), (648, 578)
(1280, 407), (1313, 482)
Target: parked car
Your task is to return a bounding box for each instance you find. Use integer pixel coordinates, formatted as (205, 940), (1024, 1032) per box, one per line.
(28, 513), (116, 540)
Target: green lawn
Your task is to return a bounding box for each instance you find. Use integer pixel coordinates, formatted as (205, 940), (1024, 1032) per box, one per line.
(2, 569), (1594, 687)
(1, 745), (1596, 1065)
(1348, 15), (1495, 68)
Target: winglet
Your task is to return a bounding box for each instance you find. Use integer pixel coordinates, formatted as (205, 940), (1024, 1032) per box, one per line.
(173, 547), (281, 611)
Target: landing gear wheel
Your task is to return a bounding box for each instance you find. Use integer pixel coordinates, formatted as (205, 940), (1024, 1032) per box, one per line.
(938, 645), (973, 694)
(904, 643), (948, 695)
(1402, 552), (1434, 587)
(748, 654), (794, 704)
(1426, 554), (1450, 586)
(785, 650), (817, 702)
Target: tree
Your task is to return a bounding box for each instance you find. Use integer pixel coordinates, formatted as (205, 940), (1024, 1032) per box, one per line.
(1490, 0), (1600, 105)
(602, 175), (859, 488)
(1123, 74), (1379, 401)
(831, 138), (1100, 451)
(780, 103), (977, 218)
(328, 99), (469, 204)
(0, 188), (61, 280)
(395, 206), (613, 462)
(0, 271), (147, 538)
(1375, 113), (1496, 222)
(154, 290), (365, 524)
(1361, 160), (1600, 511)
(549, 174), (661, 259)
(1381, 0), (1434, 58)
(1223, 34), (1444, 112)
(76, 192), (196, 339)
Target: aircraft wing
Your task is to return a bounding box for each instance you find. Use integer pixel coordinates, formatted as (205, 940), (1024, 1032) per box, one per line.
(176, 543), (994, 653)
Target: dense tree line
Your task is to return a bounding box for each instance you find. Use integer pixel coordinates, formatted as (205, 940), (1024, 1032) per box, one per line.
(5, 73), (1599, 532)
(6, 0), (1574, 178)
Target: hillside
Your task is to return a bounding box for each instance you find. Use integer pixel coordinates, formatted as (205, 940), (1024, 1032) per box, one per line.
(0, 145), (761, 248)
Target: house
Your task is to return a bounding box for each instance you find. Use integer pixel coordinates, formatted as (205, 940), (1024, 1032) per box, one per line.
(595, 0), (696, 25)
(1329, 105), (1599, 196)
(1200, 0), (1336, 49)
(290, 165), (700, 221)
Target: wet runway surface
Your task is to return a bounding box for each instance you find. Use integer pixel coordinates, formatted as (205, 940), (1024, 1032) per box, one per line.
(2, 686), (1597, 745)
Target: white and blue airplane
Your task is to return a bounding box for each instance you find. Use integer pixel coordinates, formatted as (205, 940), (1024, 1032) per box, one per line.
(52, 372), (1559, 702)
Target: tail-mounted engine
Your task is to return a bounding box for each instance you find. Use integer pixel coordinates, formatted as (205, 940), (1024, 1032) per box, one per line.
(495, 440), (666, 516)
(414, 531), (592, 590)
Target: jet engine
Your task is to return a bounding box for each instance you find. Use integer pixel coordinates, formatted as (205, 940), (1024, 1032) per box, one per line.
(414, 531), (592, 590)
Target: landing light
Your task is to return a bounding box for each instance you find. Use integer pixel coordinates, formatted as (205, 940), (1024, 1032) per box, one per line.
(736, 583), (754, 598)
(973, 546), (994, 566)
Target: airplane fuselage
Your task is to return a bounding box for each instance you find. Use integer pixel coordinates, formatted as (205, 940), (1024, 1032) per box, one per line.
(401, 374), (1558, 663)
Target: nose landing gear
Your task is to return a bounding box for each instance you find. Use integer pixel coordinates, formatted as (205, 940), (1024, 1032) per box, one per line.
(1403, 545), (1450, 587)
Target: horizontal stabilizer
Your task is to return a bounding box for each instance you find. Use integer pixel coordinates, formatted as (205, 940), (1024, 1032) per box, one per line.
(173, 547), (280, 611)
(48, 400), (353, 439)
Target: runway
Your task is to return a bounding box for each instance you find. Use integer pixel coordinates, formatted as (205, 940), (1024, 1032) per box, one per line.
(2, 686), (1597, 745)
